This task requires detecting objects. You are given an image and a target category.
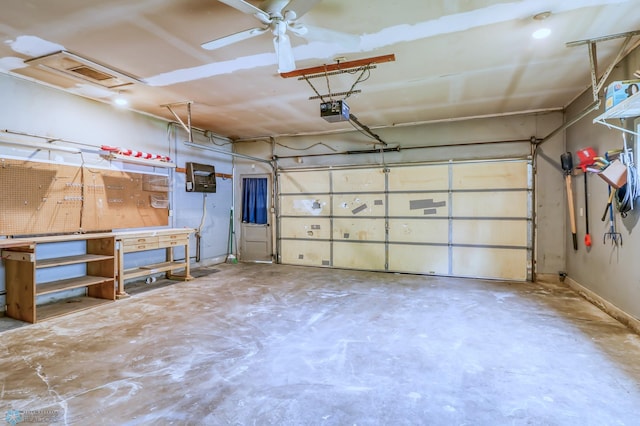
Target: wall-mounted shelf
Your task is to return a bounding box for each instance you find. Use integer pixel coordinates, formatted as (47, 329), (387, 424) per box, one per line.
(593, 91), (640, 136)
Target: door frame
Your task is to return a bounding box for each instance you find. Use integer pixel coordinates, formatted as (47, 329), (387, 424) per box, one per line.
(238, 173), (273, 262)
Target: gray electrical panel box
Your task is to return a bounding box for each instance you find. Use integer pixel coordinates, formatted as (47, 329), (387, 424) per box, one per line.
(185, 162), (216, 193)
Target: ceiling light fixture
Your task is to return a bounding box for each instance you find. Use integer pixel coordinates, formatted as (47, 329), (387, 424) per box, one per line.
(532, 11), (552, 40)
(113, 93), (128, 107)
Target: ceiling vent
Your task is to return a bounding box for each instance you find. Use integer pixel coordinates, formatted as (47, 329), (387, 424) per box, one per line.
(25, 50), (140, 89)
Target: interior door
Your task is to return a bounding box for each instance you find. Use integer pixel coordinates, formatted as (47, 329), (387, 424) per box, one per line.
(240, 175), (272, 262)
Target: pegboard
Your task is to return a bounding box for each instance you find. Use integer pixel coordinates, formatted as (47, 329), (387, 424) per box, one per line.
(0, 158), (168, 236)
(82, 168), (168, 231)
(0, 158), (82, 235)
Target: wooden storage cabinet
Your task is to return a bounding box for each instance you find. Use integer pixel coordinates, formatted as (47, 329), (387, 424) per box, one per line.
(1, 233), (116, 323)
(115, 228), (193, 297)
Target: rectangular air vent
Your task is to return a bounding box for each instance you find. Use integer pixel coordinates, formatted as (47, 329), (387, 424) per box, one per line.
(25, 50), (140, 89)
(69, 65), (113, 81)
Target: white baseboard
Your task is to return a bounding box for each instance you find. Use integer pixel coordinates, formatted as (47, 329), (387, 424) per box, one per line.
(566, 276), (640, 335)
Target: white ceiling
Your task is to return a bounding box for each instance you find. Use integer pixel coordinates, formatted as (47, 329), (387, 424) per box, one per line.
(1, 0), (639, 141)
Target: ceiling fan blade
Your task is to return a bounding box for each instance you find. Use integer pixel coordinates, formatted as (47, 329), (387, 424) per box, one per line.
(282, 0), (322, 20)
(201, 27), (268, 50)
(293, 24), (360, 49)
(273, 33), (296, 73)
(218, 0), (271, 24)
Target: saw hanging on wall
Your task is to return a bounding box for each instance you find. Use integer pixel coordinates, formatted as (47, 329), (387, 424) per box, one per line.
(201, 0), (358, 72)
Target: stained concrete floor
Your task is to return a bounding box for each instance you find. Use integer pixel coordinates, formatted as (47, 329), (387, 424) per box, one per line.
(1, 263), (640, 425)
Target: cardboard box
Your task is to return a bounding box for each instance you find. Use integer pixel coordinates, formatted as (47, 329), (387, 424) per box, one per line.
(605, 79), (640, 110)
(598, 159), (627, 189)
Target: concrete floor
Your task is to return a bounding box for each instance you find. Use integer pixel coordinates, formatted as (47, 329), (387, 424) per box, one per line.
(1, 263), (640, 425)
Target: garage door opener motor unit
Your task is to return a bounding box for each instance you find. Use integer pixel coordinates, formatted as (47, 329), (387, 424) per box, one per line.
(320, 100), (350, 122)
(186, 162), (216, 193)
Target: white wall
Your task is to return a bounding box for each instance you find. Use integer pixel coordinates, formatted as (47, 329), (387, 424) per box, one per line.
(235, 111), (565, 276)
(0, 73), (233, 312)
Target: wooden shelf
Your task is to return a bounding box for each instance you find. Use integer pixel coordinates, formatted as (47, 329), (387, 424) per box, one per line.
(37, 296), (113, 322)
(123, 261), (187, 279)
(0, 239), (35, 250)
(2, 233), (116, 323)
(36, 275), (114, 296)
(37, 254), (114, 268)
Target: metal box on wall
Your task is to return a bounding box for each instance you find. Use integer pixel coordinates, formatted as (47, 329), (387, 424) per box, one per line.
(185, 162), (216, 193)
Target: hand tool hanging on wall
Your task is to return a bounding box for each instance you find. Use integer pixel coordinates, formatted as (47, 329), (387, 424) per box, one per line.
(603, 186), (623, 246)
(561, 152), (578, 250)
(615, 129), (637, 217)
(576, 147), (596, 248)
(583, 172), (592, 247)
(601, 188), (614, 222)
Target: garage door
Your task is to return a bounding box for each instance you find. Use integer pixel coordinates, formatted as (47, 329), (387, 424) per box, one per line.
(278, 159), (532, 281)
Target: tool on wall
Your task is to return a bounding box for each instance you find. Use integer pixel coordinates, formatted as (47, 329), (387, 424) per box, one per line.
(583, 172), (592, 247)
(603, 186), (622, 246)
(561, 152), (578, 250)
(615, 128), (637, 217)
(576, 147), (596, 248)
(601, 187), (614, 221)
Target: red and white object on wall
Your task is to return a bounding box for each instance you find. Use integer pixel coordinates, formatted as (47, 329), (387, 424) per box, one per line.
(101, 145), (171, 162)
(576, 147), (596, 172)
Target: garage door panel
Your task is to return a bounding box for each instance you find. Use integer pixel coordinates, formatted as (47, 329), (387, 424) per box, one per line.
(332, 168), (385, 192)
(333, 242), (385, 270)
(452, 162), (528, 189)
(452, 220), (528, 246)
(278, 160), (530, 281)
(388, 193), (448, 217)
(280, 170), (330, 194)
(388, 218), (448, 244)
(280, 195), (331, 216)
(388, 164), (449, 191)
(452, 192), (528, 217)
(281, 240), (331, 266)
(280, 217), (331, 239)
(333, 194), (385, 217)
(388, 244), (449, 275)
(333, 218), (386, 241)
(452, 247), (527, 280)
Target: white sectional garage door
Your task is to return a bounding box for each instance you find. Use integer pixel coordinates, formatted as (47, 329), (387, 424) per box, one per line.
(278, 159), (532, 281)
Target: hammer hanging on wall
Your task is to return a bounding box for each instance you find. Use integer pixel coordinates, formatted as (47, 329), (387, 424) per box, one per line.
(561, 152), (578, 250)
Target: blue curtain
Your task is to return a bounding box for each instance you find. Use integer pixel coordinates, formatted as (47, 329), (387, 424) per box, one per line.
(242, 178), (268, 224)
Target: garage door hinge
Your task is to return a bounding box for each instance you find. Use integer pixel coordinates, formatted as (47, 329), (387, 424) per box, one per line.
(383, 168), (390, 173)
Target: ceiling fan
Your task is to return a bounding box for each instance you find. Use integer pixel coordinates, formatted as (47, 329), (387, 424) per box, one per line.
(201, 0), (337, 73)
